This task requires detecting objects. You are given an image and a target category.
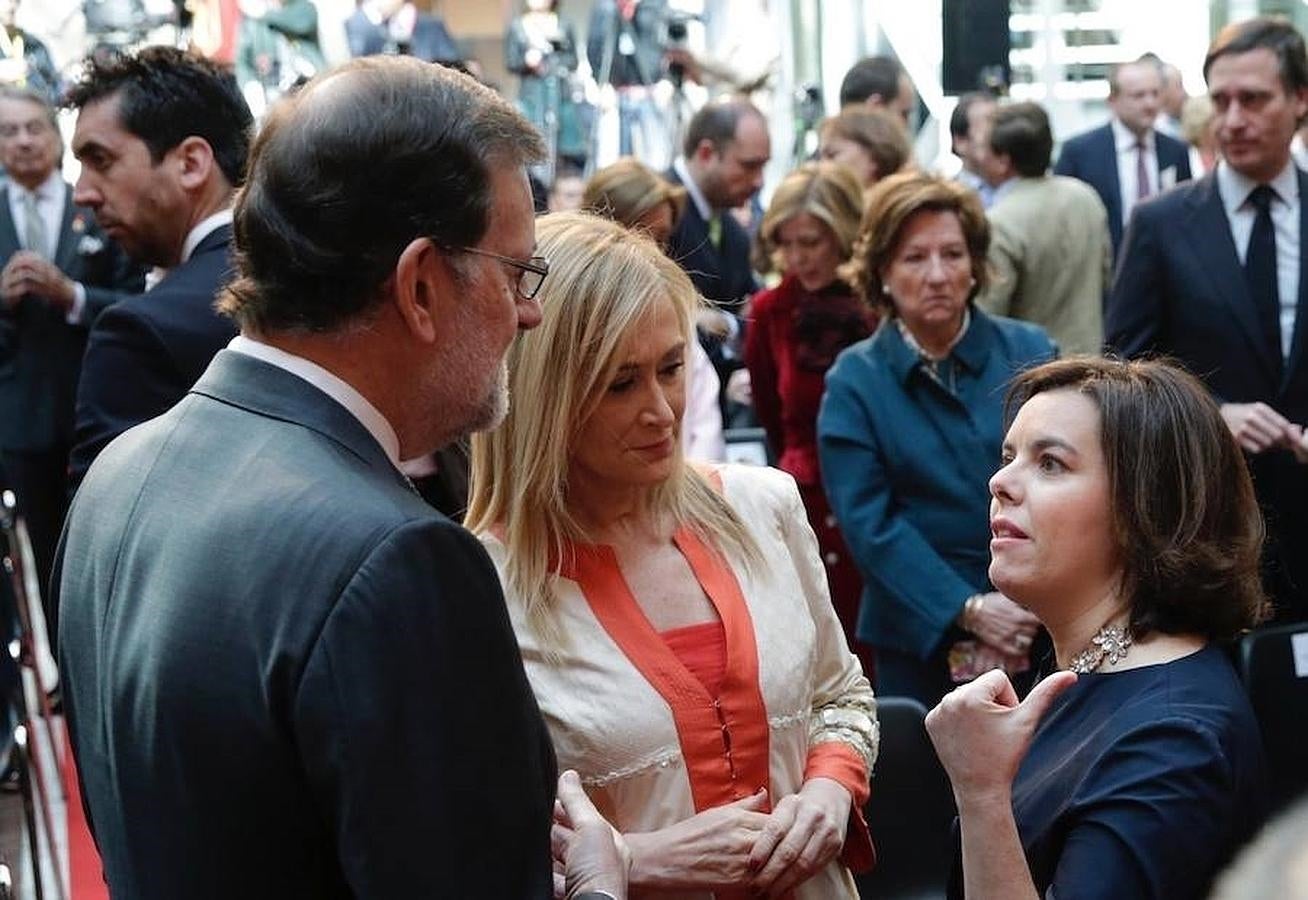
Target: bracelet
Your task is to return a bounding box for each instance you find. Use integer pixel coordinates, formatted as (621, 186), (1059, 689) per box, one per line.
(960, 593), (986, 631)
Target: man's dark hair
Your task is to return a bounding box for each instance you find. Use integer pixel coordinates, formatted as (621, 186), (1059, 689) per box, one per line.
(1203, 16), (1308, 93)
(988, 101), (1053, 178)
(839, 55), (903, 107)
(949, 91), (993, 140)
(219, 56), (545, 334)
(682, 98), (763, 158)
(65, 46), (253, 187)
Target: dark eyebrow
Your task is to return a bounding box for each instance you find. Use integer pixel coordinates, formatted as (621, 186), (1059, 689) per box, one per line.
(1030, 436), (1079, 456)
(71, 139), (109, 160)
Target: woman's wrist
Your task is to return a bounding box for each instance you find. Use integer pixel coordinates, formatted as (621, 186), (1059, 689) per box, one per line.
(953, 783), (1013, 815)
(958, 592), (986, 631)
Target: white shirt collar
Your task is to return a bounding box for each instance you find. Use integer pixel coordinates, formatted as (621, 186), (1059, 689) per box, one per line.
(1217, 157), (1300, 216)
(181, 208), (234, 263)
(673, 156), (714, 222)
(226, 334), (403, 470)
(1111, 117), (1155, 153)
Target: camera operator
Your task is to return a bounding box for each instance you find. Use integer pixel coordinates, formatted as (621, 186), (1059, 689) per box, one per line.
(506, 0), (587, 169)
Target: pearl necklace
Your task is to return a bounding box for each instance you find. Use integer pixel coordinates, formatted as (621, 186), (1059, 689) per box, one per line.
(1067, 623), (1133, 674)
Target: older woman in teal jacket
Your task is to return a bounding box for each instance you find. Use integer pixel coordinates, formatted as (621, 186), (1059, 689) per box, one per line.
(818, 172), (1056, 706)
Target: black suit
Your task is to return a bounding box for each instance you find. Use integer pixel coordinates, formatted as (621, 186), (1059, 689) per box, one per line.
(54, 350), (557, 898)
(0, 183), (143, 609)
(1055, 122), (1193, 258)
(69, 224), (237, 496)
(1107, 170), (1308, 622)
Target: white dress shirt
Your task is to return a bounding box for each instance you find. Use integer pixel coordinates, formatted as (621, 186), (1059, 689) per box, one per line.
(1217, 159), (1302, 360)
(7, 171), (90, 323)
(1112, 117), (1158, 232)
(181, 208), (234, 263)
(227, 334), (404, 470)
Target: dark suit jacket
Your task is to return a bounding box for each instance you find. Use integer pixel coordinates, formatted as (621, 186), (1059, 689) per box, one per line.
(664, 168), (758, 309)
(1054, 122), (1193, 257)
(0, 184), (143, 451)
(54, 350), (557, 898)
(1106, 171), (1308, 621)
(344, 9), (461, 63)
(68, 224), (237, 492)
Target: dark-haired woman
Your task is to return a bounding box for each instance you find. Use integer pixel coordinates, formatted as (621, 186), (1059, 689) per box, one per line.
(927, 357), (1269, 900)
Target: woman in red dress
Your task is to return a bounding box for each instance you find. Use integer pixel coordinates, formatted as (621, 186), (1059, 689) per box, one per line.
(745, 161), (877, 675)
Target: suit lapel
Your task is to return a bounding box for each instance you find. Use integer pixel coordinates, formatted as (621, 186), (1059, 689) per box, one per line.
(1096, 126), (1123, 235)
(0, 187), (19, 258)
(1282, 168), (1308, 393)
(52, 184), (79, 272)
(1182, 176), (1279, 385)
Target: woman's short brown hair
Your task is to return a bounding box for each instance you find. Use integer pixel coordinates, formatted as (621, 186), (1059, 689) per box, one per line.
(841, 171), (990, 315)
(1005, 357), (1269, 642)
(819, 108), (912, 185)
(581, 157), (686, 235)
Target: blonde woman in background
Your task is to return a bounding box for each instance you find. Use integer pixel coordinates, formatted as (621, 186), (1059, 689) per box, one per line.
(744, 162), (878, 676)
(584, 157), (724, 461)
(467, 212), (877, 899)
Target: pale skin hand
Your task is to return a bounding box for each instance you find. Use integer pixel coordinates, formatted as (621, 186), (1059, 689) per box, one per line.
(966, 591), (1041, 656)
(925, 669), (1078, 900)
(747, 776), (851, 897)
(550, 770), (631, 900)
(724, 367), (752, 406)
(695, 307), (734, 339)
(0, 252), (76, 313)
(1219, 401), (1304, 455)
(621, 789), (772, 891)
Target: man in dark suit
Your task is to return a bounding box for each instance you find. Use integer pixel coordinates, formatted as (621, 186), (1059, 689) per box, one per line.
(1107, 18), (1308, 625)
(344, 0), (462, 67)
(65, 47), (252, 496)
(1056, 57), (1193, 259)
(54, 55), (627, 899)
(0, 87), (143, 617)
(666, 98), (769, 417)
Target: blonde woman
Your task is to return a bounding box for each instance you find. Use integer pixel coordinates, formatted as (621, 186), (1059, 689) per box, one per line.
(467, 212), (877, 899)
(744, 162), (877, 676)
(818, 108), (913, 191)
(584, 156), (723, 462)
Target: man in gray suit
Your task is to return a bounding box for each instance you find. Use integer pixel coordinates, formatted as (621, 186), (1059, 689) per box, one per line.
(976, 101), (1111, 355)
(0, 86), (142, 610)
(54, 56), (626, 899)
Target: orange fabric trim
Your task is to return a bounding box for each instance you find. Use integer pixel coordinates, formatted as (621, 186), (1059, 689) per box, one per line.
(660, 621), (728, 698)
(804, 744), (876, 874)
(564, 528), (773, 820)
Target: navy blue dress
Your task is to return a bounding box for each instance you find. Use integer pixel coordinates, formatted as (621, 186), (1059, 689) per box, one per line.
(949, 645), (1267, 899)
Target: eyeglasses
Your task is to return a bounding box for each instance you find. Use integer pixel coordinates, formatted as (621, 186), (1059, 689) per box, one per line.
(446, 245), (550, 301)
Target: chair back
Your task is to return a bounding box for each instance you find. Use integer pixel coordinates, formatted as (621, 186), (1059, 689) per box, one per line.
(856, 696), (955, 900)
(1238, 623), (1308, 814)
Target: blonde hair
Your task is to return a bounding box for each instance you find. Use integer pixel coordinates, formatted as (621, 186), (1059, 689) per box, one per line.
(754, 161), (866, 274)
(818, 108), (913, 185)
(466, 212), (758, 649)
(582, 157), (687, 234)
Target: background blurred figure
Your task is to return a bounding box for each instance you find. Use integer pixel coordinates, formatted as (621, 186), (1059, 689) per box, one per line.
(505, 0), (587, 171)
(66, 47), (251, 495)
(838, 54), (914, 127)
(547, 164), (586, 213)
(587, 0), (670, 168)
(1211, 794), (1308, 900)
(818, 108), (912, 194)
(745, 161), (876, 674)
(0, 0), (60, 105)
(666, 98), (769, 423)
(345, 0), (462, 68)
(1107, 17), (1308, 626)
(583, 157), (724, 461)
(468, 211), (877, 900)
(1056, 57), (1192, 261)
(950, 91), (999, 207)
(234, 0), (325, 118)
(976, 101), (1110, 356)
(929, 358), (1267, 900)
(1181, 94), (1220, 174)
(819, 172), (1055, 706)
(0, 86), (142, 617)
(1157, 60), (1189, 138)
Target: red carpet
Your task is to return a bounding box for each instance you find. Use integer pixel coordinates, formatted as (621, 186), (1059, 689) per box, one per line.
(63, 732), (106, 900)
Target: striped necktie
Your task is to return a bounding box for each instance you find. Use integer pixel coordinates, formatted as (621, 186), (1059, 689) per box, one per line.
(21, 189), (48, 258)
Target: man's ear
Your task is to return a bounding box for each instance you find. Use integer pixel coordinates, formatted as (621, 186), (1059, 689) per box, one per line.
(391, 237), (448, 344)
(171, 136), (217, 191)
(693, 138), (718, 164)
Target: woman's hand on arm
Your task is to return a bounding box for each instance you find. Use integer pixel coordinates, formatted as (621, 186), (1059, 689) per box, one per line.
(746, 777), (852, 897)
(925, 669), (1078, 900)
(963, 591), (1041, 656)
(621, 789), (772, 891)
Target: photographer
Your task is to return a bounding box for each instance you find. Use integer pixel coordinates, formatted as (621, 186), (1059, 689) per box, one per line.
(506, 0), (587, 168)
